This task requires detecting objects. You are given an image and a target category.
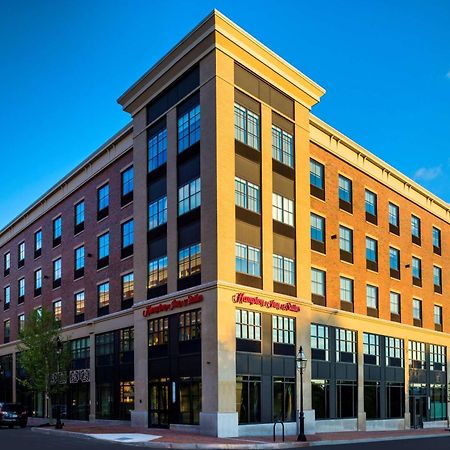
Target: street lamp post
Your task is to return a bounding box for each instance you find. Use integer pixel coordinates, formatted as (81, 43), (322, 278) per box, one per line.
(55, 337), (63, 430)
(296, 346), (307, 442)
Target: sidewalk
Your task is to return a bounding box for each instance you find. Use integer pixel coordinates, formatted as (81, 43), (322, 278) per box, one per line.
(31, 424), (450, 448)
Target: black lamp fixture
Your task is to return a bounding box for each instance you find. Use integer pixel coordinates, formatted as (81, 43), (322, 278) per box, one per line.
(296, 346), (308, 442)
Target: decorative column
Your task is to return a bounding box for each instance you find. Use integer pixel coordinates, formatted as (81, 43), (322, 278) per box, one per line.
(404, 339), (410, 428)
(357, 329), (366, 430)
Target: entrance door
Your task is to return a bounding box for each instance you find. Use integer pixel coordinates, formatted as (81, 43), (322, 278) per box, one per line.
(149, 378), (170, 427)
(410, 396), (427, 428)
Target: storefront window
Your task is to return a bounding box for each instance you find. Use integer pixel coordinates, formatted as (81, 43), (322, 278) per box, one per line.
(95, 332), (114, 366)
(236, 376), (261, 424)
(179, 377), (202, 424)
(336, 380), (357, 418)
(311, 324), (329, 361)
(120, 328), (134, 364)
(430, 384), (447, 420)
(385, 337), (404, 367)
(148, 318), (169, 346)
(119, 381), (135, 420)
(364, 382), (380, 419)
(311, 379), (330, 419)
(409, 341), (426, 369)
(386, 383), (404, 418)
(179, 310), (201, 341)
(430, 345), (446, 371)
(96, 382), (113, 419)
(273, 377), (295, 422)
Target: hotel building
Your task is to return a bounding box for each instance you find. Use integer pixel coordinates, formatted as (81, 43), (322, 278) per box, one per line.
(0, 10), (449, 437)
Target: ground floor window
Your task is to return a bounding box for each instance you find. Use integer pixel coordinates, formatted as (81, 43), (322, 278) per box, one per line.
(120, 381), (135, 420)
(66, 382), (90, 420)
(430, 384), (447, 420)
(336, 380), (357, 418)
(364, 381), (381, 419)
(236, 376), (261, 424)
(179, 377), (201, 425)
(312, 379), (330, 419)
(149, 378), (170, 427)
(387, 383), (404, 418)
(273, 377), (295, 422)
(96, 382), (113, 419)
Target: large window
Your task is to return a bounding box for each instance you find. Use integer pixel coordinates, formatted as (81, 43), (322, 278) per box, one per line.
(53, 300), (62, 321)
(433, 266), (442, 293)
(234, 103), (260, 150)
(272, 126), (293, 167)
(388, 202), (400, 232)
(430, 385), (447, 420)
(336, 328), (356, 363)
(148, 256), (168, 288)
(412, 257), (422, 284)
(273, 378), (295, 422)
(121, 273), (134, 303)
(148, 317), (169, 346)
(340, 277), (353, 304)
(412, 298), (422, 323)
(430, 344), (446, 371)
(336, 380), (357, 418)
(235, 177), (260, 213)
(121, 220), (134, 253)
(97, 184), (109, 214)
(365, 190), (377, 219)
(272, 316), (295, 345)
(389, 247), (400, 278)
(386, 383), (404, 418)
(366, 285), (378, 311)
(97, 282), (110, 312)
(272, 193), (294, 226)
(74, 291), (85, 320)
(386, 337), (404, 367)
(178, 243), (201, 279)
(18, 278), (25, 301)
(97, 232), (109, 268)
(390, 292), (401, 317)
(339, 226), (353, 261)
(310, 159), (324, 192)
(148, 126), (167, 171)
(311, 324), (329, 361)
(273, 255), (295, 285)
(121, 166), (134, 202)
(34, 230), (42, 257)
(53, 258), (62, 287)
(312, 379), (330, 419)
(364, 382), (381, 419)
(179, 309), (201, 341)
(74, 200), (85, 233)
(74, 245), (85, 278)
(411, 215), (421, 242)
(363, 333), (380, 365)
(18, 241), (25, 265)
(434, 305), (443, 329)
(432, 227), (442, 253)
(149, 196), (167, 229)
(409, 341), (425, 369)
(178, 103), (200, 152)
(338, 175), (352, 207)
(365, 237), (378, 267)
(311, 268), (326, 300)
(178, 178), (201, 215)
(235, 309), (261, 341)
(236, 376), (261, 424)
(235, 243), (260, 276)
(310, 213), (325, 247)
(53, 216), (62, 246)
(34, 268), (42, 296)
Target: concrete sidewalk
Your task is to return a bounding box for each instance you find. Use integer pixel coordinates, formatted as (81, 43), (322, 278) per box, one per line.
(32, 425), (450, 449)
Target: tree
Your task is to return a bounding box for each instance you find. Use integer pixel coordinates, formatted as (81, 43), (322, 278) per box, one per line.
(17, 308), (71, 420)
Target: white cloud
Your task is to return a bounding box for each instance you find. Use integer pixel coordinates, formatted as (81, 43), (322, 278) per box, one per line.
(414, 165), (443, 181)
(446, 70), (450, 79)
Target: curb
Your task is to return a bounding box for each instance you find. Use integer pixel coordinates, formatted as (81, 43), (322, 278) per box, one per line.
(31, 427), (450, 449)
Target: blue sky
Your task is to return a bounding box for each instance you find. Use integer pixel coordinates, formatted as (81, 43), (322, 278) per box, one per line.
(1, 0), (449, 229)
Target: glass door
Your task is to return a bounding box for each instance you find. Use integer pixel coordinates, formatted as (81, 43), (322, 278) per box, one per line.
(149, 378), (170, 427)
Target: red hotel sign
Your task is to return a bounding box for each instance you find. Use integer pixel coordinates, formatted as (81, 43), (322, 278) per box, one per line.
(232, 292), (300, 312)
(143, 293), (204, 317)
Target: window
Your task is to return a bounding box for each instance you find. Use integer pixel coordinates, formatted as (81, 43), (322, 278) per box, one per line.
(388, 202), (400, 233)
(121, 166), (134, 204)
(430, 384), (447, 420)
(18, 278), (25, 302)
(273, 377), (295, 422)
(273, 193), (294, 226)
(336, 328), (356, 363)
(272, 315), (295, 345)
(411, 215), (421, 244)
(386, 383), (404, 418)
(365, 190), (377, 222)
(98, 282), (110, 313)
(310, 159), (325, 198)
(409, 341), (425, 369)
(311, 268), (326, 303)
(365, 382), (381, 419)
(366, 284), (378, 311)
(363, 333), (380, 365)
(53, 258), (62, 288)
(178, 178), (201, 215)
(390, 292), (401, 318)
(74, 291), (85, 321)
(122, 273), (134, 304)
(235, 309), (261, 341)
(389, 247), (400, 278)
(148, 317), (169, 346)
(148, 256), (168, 289)
(121, 220), (134, 257)
(96, 332), (114, 366)
(386, 337), (404, 367)
(53, 300), (62, 322)
(432, 227), (441, 254)
(53, 216), (62, 246)
(74, 246), (85, 279)
(338, 175), (352, 211)
(310, 213), (325, 253)
(311, 324), (329, 361)
(18, 242), (25, 267)
(412, 299), (422, 325)
(365, 237), (378, 270)
(3, 252), (10, 276)
(272, 125), (293, 167)
(273, 255), (295, 285)
(178, 103), (200, 152)
(97, 184), (109, 219)
(235, 243), (260, 276)
(434, 305), (443, 330)
(235, 177), (260, 213)
(179, 309), (201, 341)
(433, 266), (442, 293)
(4, 320), (10, 343)
(234, 103), (260, 150)
(148, 126), (167, 171)
(97, 232), (109, 268)
(336, 380), (357, 418)
(412, 257), (422, 286)
(178, 243), (201, 279)
(149, 196), (167, 229)
(339, 226), (353, 262)
(3, 286), (10, 310)
(34, 269), (42, 296)
(18, 314), (25, 334)
(312, 379), (330, 419)
(34, 230), (42, 258)
(74, 200), (85, 233)
(236, 375), (261, 424)
(340, 277), (353, 303)
(430, 344), (446, 371)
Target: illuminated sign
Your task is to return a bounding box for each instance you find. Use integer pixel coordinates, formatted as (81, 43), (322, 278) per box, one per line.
(143, 293), (203, 317)
(232, 292), (300, 312)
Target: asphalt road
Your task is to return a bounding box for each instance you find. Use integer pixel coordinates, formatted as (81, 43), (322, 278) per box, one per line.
(1, 428), (450, 449)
